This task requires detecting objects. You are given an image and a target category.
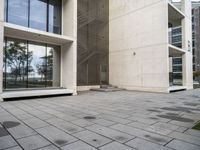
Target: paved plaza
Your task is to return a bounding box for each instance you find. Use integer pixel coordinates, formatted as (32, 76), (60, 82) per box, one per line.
(0, 89), (200, 150)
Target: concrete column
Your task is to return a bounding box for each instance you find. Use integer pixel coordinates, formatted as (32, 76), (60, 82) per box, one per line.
(181, 0), (193, 89)
(60, 0), (77, 94)
(53, 48), (61, 87)
(0, 0), (4, 96)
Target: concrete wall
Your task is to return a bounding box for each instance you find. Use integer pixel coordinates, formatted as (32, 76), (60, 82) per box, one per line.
(182, 0), (193, 89)
(0, 0), (4, 94)
(109, 0), (169, 92)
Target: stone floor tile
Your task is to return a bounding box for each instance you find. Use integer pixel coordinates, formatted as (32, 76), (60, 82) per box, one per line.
(152, 122), (180, 131)
(73, 130), (112, 148)
(70, 119), (94, 127)
(15, 114), (34, 120)
(8, 125), (37, 139)
(99, 114), (132, 124)
(61, 141), (97, 150)
(92, 119), (116, 126)
(36, 126), (78, 147)
(111, 124), (172, 145)
(184, 129), (200, 138)
(46, 118), (84, 134)
(38, 145), (60, 150)
(5, 146), (23, 150)
(127, 121), (149, 129)
(99, 141), (134, 150)
(0, 135), (17, 150)
(86, 124), (135, 143)
(23, 118), (49, 129)
(168, 131), (200, 146)
(126, 138), (173, 150)
(0, 125), (9, 137)
(127, 116), (158, 125)
(17, 134), (51, 150)
(145, 125), (173, 135)
(36, 113), (55, 120)
(166, 139), (200, 150)
(176, 126), (188, 132)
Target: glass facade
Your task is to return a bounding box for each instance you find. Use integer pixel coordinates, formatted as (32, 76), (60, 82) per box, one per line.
(77, 0), (109, 86)
(30, 0), (47, 31)
(5, 0), (62, 34)
(3, 37), (60, 90)
(7, 0), (29, 27)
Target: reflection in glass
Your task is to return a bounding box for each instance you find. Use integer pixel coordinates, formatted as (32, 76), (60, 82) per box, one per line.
(4, 38), (28, 89)
(30, 0), (47, 31)
(28, 42), (46, 88)
(7, 0), (28, 27)
(49, 0), (62, 34)
(3, 38), (6, 89)
(46, 47), (53, 87)
(3, 38), (61, 90)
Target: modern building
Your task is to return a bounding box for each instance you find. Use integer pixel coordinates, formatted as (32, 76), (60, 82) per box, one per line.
(0, 0), (193, 100)
(192, 3), (200, 77)
(171, 1), (200, 84)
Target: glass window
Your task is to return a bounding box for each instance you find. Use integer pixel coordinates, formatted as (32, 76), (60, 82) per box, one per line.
(49, 0), (62, 34)
(7, 0), (29, 27)
(5, 0), (62, 34)
(46, 46), (53, 87)
(30, 0), (47, 31)
(28, 42), (46, 88)
(4, 38), (28, 89)
(3, 38), (61, 90)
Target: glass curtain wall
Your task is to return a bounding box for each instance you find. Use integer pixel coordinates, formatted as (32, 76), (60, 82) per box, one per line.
(5, 0), (62, 34)
(77, 0), (109, 86)
(3, 37), (60, 90)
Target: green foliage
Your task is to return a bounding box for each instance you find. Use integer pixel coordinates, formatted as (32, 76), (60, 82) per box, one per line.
(194, 71), (200, 78)
(192, 121), (200, 130)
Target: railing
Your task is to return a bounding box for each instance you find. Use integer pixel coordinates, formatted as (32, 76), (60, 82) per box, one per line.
(168, 26), (182, 48)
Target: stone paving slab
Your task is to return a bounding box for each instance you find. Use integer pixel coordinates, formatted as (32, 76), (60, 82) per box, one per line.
(0, 90), (200, 150)
(99, 141), (134, 150)
(61, 141), (97, 150)
(36, 126), (78, 147)
(7, 124), (37, 139)
(125, 138), (173, 150)
(86, 124), (135, 143)
(17, 134), (51, 150)
(73, 130), (112, 148)
(111, 124), (172, 145)
(0, 135), (18, 149)
(166, 139), (200, 150)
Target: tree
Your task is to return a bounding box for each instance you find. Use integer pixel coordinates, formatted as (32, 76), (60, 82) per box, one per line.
(194, 71), (200, 83)
(36, 48), (53, 82)
(5, 41), (33, 85)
